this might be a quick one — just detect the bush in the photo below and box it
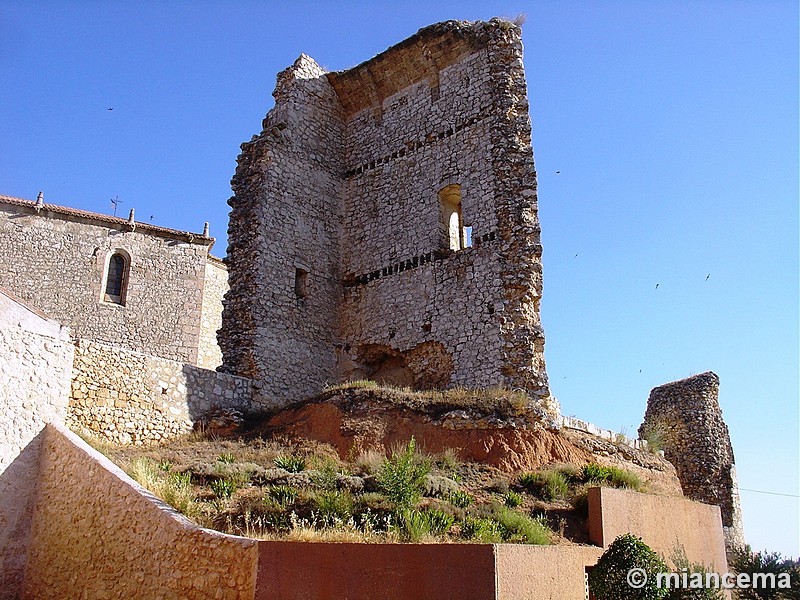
[588,533,669,600]
[266,485,298,508]
[376,437,430,509]
[664,546,724,600]
[461,517,503,543]
[217,453,236,464]
[210,478,238,498]
[313,490,355,526]
[729,545,799,600]
[580,463,644,491]
[504,490,523,508]
[519,470,569,501]
[448,490,475,508]
[492,506,550,545]
[274,455,306,473]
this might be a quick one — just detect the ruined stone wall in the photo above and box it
[68,339,252,445]
[220,55,345,409]
[0,199,213,364]
[221,20,549,407]
[0,290,73,599]
[23,423,258,599]
[197,256,228,369]
[639,372,745,553]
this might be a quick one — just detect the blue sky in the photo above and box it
[2,1,797,556]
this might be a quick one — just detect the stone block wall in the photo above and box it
[221,19,549,409]
[0,289,73,599]
[197,256,228,369]
[639,372,745,553]
[0,196,214,364]
[22,423,258,599]
[68,339,252,445]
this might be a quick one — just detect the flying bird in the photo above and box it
[705,274,710,281]
[555,170,561,174]
[655,283,660,289]
[107,107,113,111]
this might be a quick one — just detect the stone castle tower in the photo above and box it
[220,19,549,409]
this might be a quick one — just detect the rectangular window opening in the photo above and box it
[294,268,308,299]
[463,225,473,248]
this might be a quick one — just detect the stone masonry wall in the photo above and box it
[220,54,345,409]
[23,423,258,599]
[221,19,549,408]
[68,339,252,445]
[334,20,547,397]
[639,372,745,553]
[0,289,73,600]
[0,198,213,364]
[197,256,228,369]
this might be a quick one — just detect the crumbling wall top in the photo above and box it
[326,19,517,117]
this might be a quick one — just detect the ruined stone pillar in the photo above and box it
[639,372,745,554]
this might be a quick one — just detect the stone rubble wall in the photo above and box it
[639,372,745,553]
[0,290,73,600]
[197,256,228,370]
[68,338,252,445]
[559,414,653,451]
[22,422,258,600]
[220,54,346,409]
[221,19,550,409]
[0,203,212,364]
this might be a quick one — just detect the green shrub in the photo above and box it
[461,517,503,543]
[266,485,299,508]
[313,490,355,526]
[729,545,799,600]
[217,452,236,464]
[588,533,669,600]
[448,490,475,509]
[274,455,306,473]
[392,508,431,542]
[608,467,643,491]
[424,508,455,536]
[492,506,550,545]
[210,478,238,499]
[664,546,724,600]
[504,490,523,508]
[582,463,613,483]
[376,437,430,509]
[158,459,173,472]
[519,470,569,501]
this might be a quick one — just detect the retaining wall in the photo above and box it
[22,423,259,599]
[588,486,729,572]
[68,338,253,445]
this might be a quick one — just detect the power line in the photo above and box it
[739,487,800,498]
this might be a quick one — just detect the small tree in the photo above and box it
[376,437,430,509]
[729,546,799,600]
[589,533,669,600]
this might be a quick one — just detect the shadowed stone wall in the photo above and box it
[639,372,745,553]
[221,19,549,409]
[0,289,73,599]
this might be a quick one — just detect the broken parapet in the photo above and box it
[639,372,745,554]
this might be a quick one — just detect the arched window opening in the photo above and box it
[438,184,471,251]
[104,252,129,305]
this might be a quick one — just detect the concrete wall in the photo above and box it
[221,19,550,409]
[0,197,214,364]
[68,338,253,445]
[588,486,729,572]
[22,422,258,600]
[0,289,73,599]
[255,542,497,600]
[495,544,602,600]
